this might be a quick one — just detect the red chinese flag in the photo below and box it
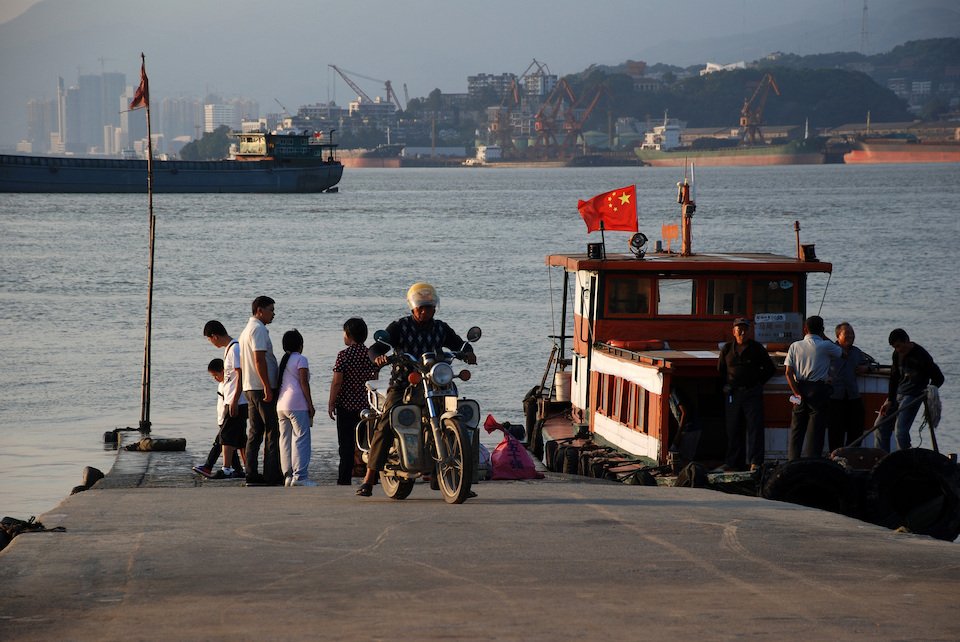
[128,58,149,111]
[577,185,637,233]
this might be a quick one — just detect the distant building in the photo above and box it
[204,103,240,133]
[700,61,747,76]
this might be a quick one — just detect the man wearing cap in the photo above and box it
[718,318,776,472]
[785,315,843,460]
[356,282,476,497]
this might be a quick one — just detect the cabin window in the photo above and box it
[657,279,696,315]
[752,278,796,313]
[605,275,651,316]
[706,279,747,316]
[635,386,647,432]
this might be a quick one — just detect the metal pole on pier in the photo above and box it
[130,52,154,435]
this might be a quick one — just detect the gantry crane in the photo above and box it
[328,65,404,111]
[533,78,575,156]
[561,83,608,154]
[488,77,520,154]
[740,73,780,145]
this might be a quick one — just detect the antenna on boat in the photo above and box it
[677,159,696,256]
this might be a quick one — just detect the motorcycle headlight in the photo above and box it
[430,362,454,386]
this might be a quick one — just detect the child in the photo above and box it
[276,329,316,486]
[193,359,244,479]
[328,318,378,485]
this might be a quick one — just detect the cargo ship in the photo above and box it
[843,138,960,164]
[0,130,343,193]
[337,144,404,168]
[635,138,827,167]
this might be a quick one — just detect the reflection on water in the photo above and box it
[1,164,957,517]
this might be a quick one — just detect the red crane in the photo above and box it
[740,73,780,145]
[329,65,403,111]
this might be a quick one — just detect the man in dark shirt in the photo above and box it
[717,318,776,472]
[356,282,475,497]
[877,328,945,451]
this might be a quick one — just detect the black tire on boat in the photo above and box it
[561,445,581,475]
[867,448,960,541]
[762,458,854,515]
[623,469,657,486]
[544,439,563,472]
[676,462,708,488]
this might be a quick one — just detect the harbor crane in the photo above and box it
[740,73,780,145]
[328,65,404,111]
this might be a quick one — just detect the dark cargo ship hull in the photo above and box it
[0,155,343,193]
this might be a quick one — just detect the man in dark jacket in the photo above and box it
[877,328,945,451]
[356,282,475,497]
[717,317,776,472]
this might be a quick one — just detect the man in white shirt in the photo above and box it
[203,320,249,479]
[238,296,281,485]
[784,315,843,460]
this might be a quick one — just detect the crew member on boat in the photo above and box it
[877,328,945,451]
[784,315,843,460]
[717,318,776,472]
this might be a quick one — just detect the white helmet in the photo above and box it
[406,282,438,309]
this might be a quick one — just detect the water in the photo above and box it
[1,164,958,518]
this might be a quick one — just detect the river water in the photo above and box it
[1,163,958,518]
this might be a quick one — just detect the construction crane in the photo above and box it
[533,78,575,156]
[274,98,289,114]
[561,83,608,154]
[739,73,780,145]
[489,77,520,154]
[328,65,403,111]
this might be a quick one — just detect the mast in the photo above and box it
[132,52,155,435]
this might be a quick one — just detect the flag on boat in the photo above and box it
[577,185,637,233]
[128,56,149,111]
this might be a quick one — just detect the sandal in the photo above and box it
[356,482,373,497]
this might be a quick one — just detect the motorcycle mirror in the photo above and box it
[373,330,392,346]
[458,369,471,381]
[466,326,481,342]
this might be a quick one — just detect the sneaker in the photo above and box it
[292,479,318,487]
[284,477,293,487]
[245,473,267,486]
[192,465,214,478]
[211,469,231,479]
[230,468,246,479]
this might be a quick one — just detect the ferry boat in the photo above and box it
[526,174,960,539]
[0,130,343,193]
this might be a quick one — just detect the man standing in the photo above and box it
[717,317,775,472]
[827,322,871,452]
[202,320,248,478]
[878,328,945,452]
[239,296,281,485]
[785,315,843,460]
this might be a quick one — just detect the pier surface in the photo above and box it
[1,435,958,641]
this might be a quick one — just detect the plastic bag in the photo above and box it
[484,415,544,480]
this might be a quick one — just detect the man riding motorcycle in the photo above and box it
[356,282,477,497]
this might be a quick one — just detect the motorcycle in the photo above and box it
[356,326,482,504]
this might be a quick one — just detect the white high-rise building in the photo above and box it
[204,103,239,133]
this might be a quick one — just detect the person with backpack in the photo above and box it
[199,320,248,479]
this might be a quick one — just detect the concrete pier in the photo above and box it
[1,434,958,640]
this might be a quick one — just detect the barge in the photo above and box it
[0,130,343,193]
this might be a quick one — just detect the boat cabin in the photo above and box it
[234,131,338,163]
[544,248,887,465]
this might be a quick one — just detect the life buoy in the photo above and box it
[762,458,854,515]
[607,339,665,351]
[867,448,960,541]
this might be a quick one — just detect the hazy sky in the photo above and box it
[1,0,956,146]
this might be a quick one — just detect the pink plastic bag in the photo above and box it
[484,415,544,480]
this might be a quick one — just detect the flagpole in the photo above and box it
[599,220,607,259]
[138,52,154,435]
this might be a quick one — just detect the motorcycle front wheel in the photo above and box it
[437,418,473,504]
[380,473,415,500]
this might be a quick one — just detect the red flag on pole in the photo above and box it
[129,56,149,111]
[577,185,637,233]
